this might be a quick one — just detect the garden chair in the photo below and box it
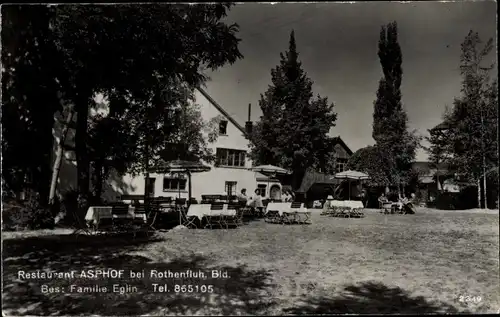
[330,201,348,217]
[181,206,198,229]
[132,204,157,237]
[205,203,225,229]
[282,202,302,224]
[290,201,309,224]
[110,203,134,232]
[265,210,282,224]
[225,204,243,228]
[381,202,392,214]
[142,203,163,231]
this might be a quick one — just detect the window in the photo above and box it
[225,181,237,196]
[216,148,246,167]
[146,178,156,196]
[335,158,348,173]
[219,120,228,135]
[163,177,187,191]
[257,184,267,197]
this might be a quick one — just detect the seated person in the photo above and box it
[403,193,417,214]
[323,195,334,210]
[247,189,264,213]
[282,190,292,202]
[237,188,248,204]
[378,193,389,206]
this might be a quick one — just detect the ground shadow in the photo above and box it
[2,233,276,316]
[283,281,466,314]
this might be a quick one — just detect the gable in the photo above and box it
[196,87,245,135]
[334,144,350,159]
[194,88,249,151]
[332,137,353,158]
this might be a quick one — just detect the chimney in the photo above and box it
[245,103,253,135]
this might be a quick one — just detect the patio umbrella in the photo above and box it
[149,159,211,225]
[250,165,291,198]
[332,170,370,201]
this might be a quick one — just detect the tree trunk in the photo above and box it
[144,136,150,212]
[75,96,91,216]
[91,160,104,204]
[49,108,74,205]
[188,171,192,204]
[483,169,488,209]
[477,179,481,208]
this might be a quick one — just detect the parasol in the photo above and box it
[250,165,291,198]
[331,170,370,201]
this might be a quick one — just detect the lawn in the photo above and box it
[2,208,499,315]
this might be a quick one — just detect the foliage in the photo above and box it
[48,4,243,207]
[1,5,61,204]
[2,195,55,231]
[371,21,420,187]
[88,107,139,200]
[426,31,497,184]
[424,121,452,170]
[249,30,337,184]
[346,145,392,187]
[2,4,243,210]
[107,84,221,178]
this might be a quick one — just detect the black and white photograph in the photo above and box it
[2,1,499,315]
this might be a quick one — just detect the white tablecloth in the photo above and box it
[187,204,237,220]
[85,206,145,224]
[265,202,309,216]
[325,200,364,209]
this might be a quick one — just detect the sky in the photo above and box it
[202,1,497,161]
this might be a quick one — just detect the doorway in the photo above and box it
[270,185,281,201]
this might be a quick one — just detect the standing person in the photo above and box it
[360,188,367,207]
[251,188,264,216]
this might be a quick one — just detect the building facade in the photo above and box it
[53,88,282,202]
[126,88,282,201]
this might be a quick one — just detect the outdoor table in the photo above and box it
[324,200,364,217]
[284,210,311,224]
[85,206,144,226]
[186,204,237,220]
[265,202,310,224]
[345,201,364,209]
[265,202,292,216]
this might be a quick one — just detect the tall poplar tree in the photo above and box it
[372,21,419,192]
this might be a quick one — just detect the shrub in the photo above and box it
[2,199,30,231]
[2,194,54,230]
[26,195,55,229]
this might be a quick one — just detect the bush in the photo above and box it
[2,194,54,231]
[27,195,55,229]
[2,199,30,231]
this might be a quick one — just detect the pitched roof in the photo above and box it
[412,161,450,175]
[196,88,355,157]
[331,136,353,155]
[296,170,340,193]
[196,87,246,135]
[432,121,451,131]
